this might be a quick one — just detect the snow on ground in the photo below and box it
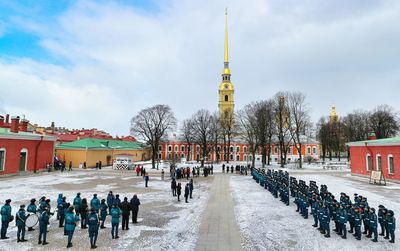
[230,172,400,251]
[0,169,211,251]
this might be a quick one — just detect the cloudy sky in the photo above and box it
[0,0,399,135]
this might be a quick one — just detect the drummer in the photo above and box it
[16,205,28,242]
[27,199,37,231]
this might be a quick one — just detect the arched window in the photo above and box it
[376,154,382,171]
[225,95,228,102]
[236,146,240,152]
[0,147,6,171]
[388,155,394,174]
[312,147,317,154]
[244,146,247,153]
[168,145,172,152]
[174,146,178,152]
[366,154,372,171]
[181,145,185,152]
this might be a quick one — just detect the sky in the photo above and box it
[0,0,400,136]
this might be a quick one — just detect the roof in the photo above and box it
[0,128,56,141]
[347,137,400,147]
[56,138,148,150]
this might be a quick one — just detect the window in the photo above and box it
[236,155,240,161]
[181,146,185,152]
[174,146,178,152]
[225,95,228,102]
[388,155,394,174]
[158,145,162,151]
[217,146,221,152]
[196,145,200,152]
[312,147,316,154]
[307,147,311,154]
[236,146,240,153]
[274,147,278,154]
[376,154,382,171]
[168,153,172,160]
[244,146,247,153]
[158,153,162,159]
[287,147,291,154]
[244,155,247,161]
[0,148,5,171]
[168,145,172,152]
[181,154,184,158]
[230,146,233,152]
[230,155,233,160]
[366,154,372,171]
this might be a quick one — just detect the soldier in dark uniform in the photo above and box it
[58,196,67,228]
[184,184,190,203]
[171,179,177,197]
[177,183,182,201]
[114,194,121,208]
[80,198,89,229]
[130,194,140,224]
[378,205,386,236]
[120,197,131,230]
[189,179,194,199]
[38,205,49,245]
[27,199,37,231]
[354,207,362,240]
[87,208,99,249]
[73,193,82,216]
[386,210,395,243]
[99,199,108,229]
[107,191,115,214]
[0,199,12,239]
[16,205,27,242]
[369,208,378,242]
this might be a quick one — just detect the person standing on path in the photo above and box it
[144,173,149,187]
[130,195,140,224]
[110,205,121,239]
[189,179,194,199]
[27,199,37,231]
[99,199,108,229]
[120,197,131,230]
[38,206,49,245]
[16,205,27,243]
[65,206,80,248]
[184,184,190,203]
[161,169,165,180]
[87,208,99,249]
[177,183,182,202]
[0,199,12,240]
[171,179,177,196]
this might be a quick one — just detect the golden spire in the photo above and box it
[329,102,339,122]
[224,7,229,64]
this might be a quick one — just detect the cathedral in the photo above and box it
[218,9,235,124]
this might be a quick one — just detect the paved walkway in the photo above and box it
[196,175,242,251]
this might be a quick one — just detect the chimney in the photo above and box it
[369,133,377,140]
[5,114,10,126]
[20,119,29,132]
[0,115,4,127]
[10,116,20,133]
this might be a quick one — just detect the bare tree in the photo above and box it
[288,92,311,168]
[369,105,399,139]
[274,92,293,167]
[220,108,235,163]
[342,110,370,160]
[254,100,275,168]
[130,104,177,169]
[316,117,329,162]
[237,103,260,168]
[209,112,222,163]
[190,109,213,167]
[180,119,195,161]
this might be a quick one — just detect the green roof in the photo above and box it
[56,138,147,150]
[347,137,400,147]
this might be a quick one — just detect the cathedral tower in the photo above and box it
[219,8,235,123]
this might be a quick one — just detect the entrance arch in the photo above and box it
[20,148,28,172]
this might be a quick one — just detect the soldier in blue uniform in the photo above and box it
[38,205,49,245]
[354,207,362,240]
[99,199,108,229]
[339,204,348,239]
[73,193,82,215]
[91,194,100,213]
[110,205,121,239]
[65,206,80,248]
[369,208,378,242]
[0,199,12,239]
[107,191,115,214]
[56,194,63,220]
[87,208,99,249]
[322,203,330,238]
[378,205,386,236]
[114,194,121,208]
[58,196,67,228]
[386,210,395,243]
[16,205,27,242]
[27,199,37,231]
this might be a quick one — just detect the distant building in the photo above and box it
[0,115,56,175]
[347,137,400,181]
[55,138,151,168]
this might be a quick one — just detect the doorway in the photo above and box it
[19,149,28,172]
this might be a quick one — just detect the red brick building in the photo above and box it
[0,115,56,175]
[159,136,319,164]
[347,137,400,181]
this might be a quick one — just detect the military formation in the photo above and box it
[252,168,396,244]
[1,191,141,249]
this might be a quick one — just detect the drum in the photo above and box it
[25,214,39,228]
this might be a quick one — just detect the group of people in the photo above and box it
[221,164,249,175]
[170,179,194,203]
[0,191,141,249]
[169,165,214,179]
[252,168,396,244]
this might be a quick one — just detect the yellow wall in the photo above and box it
[56,148,152,168]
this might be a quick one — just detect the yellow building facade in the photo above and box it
[219,9,235,122]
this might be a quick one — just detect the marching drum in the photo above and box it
[25,214,39,228]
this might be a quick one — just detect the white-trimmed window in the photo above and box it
[217,146,221,152]
[274,146,278,154]
[158,145,162,151]
[307,147,311,154]
[196,145,200,152]
[0,148,5,171]
[181,145,185,152]
[366,154,372,171]
[174,146,178,152]
[388,155,394,174]
[287,147,291,154]
[312,147,317,154]
[236,146,240,153]
[244,146,247,153]
[181,153,184,158]
[168,145,172,152]
[244,155,247,161]
[230,146,234,152]
[376,154,382,171]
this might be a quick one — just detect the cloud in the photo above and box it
[1,0,400,135]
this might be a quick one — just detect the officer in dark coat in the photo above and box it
[130,195,141,224]
[369,208,378,242]
[27,199,37,231]
[378,205,386,236]
[16,205,27,242]
[38,205,49,245]
[58,196,67,228]
[0,199,12,239]
[87,208,99,249]
[99,199,108,229]
[189,179,194,199]
[107,191,115,214]
[177,183,182,201]
[80,198,89,229]
[386,210,396,243]
[114,194,121,209]
[184,184,190,203]
[171,179,177,196]
[120,197,131,230]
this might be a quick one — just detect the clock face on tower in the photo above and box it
[224,84,229,90]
